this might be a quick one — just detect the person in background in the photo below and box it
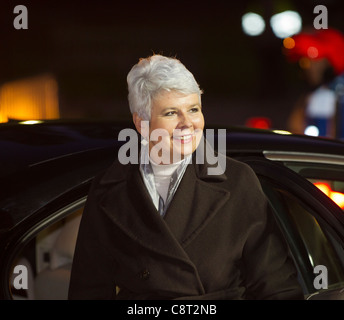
[68,54,303,300]
[284,28,344,138]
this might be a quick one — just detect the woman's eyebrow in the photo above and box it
[161,107,178,112]
[188,103,202,110]
[164,104,200,110]
[160,104,201,114]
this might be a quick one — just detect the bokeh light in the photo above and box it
[242,12,266,36]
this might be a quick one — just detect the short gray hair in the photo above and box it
[127,54,203,120]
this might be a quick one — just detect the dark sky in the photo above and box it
[1,0,344,128]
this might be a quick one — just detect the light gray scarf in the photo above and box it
[139,141,191,216]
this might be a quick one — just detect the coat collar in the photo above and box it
[193,136,228,182]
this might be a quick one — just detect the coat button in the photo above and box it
[140,269,150,280]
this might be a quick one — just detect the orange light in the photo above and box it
[299,57,311,69]
[331,192,344,209]
[314,183,331,196]
[283,37,295,49]
[314,182,344,209]
[0,74,59,123]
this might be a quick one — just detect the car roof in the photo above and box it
[0,120,127,177]
[1,120,343,171]
[213,126,344,155]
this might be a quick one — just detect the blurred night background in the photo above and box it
[1,0,344,130]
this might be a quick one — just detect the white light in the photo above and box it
[308,253,314,267]
[272,130,292,135]
[242,12,266,36]
[19,120,43,125]
[270,10,302,38]
[304,125,319,136]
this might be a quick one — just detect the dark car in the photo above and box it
[1,120,344,300]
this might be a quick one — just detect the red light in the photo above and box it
[314,182,344,209]
[245,117,271,129]
[284,28,344,75]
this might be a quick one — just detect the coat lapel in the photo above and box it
[97,162,198,265]
[163,154,230,247]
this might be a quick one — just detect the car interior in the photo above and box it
[10,207,83,300]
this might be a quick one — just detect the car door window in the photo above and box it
[270,158,344,211]
[261,179,344,293]
[9,204,84,300]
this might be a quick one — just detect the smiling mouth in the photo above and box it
[173,134,194,144]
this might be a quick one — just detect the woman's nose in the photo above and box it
[178,113,192,129]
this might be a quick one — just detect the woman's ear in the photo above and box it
[132,112,142,134]
[133,112,149,139]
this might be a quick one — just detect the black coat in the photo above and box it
[69,151,304,300]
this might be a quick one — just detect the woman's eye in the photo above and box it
[164,111,176,116]
[190,107,200,113]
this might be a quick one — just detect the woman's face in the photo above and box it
[135,90,205,164]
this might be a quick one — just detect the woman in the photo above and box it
[69,54,303,299]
